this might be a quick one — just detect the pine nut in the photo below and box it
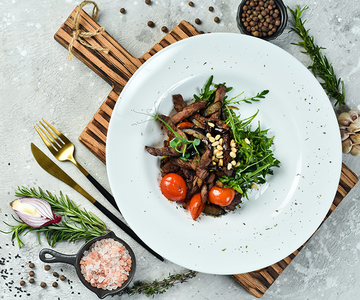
[212,161,217,165]
[209,136,216,143]
[208,122,215,127]
[245,138,250,144]
[217,145,223,151]
[218,158,223,166]
[212,141,220,147]
[213,148,218,155]
[230,152,236,158]
[219,138,223,145]
[206,133,212,138]
[227,163,233,170]
[215,134,221,140]
[216,151,223,158]
[231,147,237,153]
[235,161,240,167]
[231,160,236,166]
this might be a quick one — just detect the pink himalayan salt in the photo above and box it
[80,238,132,290]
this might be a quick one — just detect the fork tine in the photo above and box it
[34,125,59,154]
[38,121,63,148]
[42,119,71,144]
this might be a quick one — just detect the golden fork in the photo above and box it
[35,119,119,211]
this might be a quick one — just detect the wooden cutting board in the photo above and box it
[54,6,358,298]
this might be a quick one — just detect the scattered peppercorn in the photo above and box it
[161,26,168,33]
[199,30,205,34]
[29,278,35,284]
[214,17,220,23]
[53,272,59,278]
[52,282,58,288]
[189,1,194,6]
[240,0,281,38]
[29,263,35,268]
[195,18,201,24]
[40,282,47,288]
[120,8,125,14]
[147,21,155,28]
[209,6,214,11]
[60,275,66,281]
[44,265,51,271]
[20,280,25,286]
[145,0,151,4]
[29,271,34,277]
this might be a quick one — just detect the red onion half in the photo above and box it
[10,197,61,228]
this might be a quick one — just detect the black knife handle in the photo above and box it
[93,200,164,262]
[86,174,120,212]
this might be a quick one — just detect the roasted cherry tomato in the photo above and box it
[188,193,205,220]
[160,173,187,201]
[176,122,194,130]
[208,186,235,206]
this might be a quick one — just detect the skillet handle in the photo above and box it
[39,248,77,266]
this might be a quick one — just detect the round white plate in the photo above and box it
[106,33,341,275]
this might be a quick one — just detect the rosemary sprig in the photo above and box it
[121,270,198,297]
[1,187,108,248]
[288,5,345,106]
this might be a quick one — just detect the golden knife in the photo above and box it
[31,143,164,261]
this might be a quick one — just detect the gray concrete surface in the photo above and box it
[1,0,359,299]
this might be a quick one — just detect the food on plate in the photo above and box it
[145,76,280,220]
[80,238,132,290]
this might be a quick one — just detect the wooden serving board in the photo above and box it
[55,7,358,298]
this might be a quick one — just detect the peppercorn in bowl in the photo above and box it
[236,0,288,40]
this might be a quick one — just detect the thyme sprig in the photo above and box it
[121,270,198,297]
[288,5,345,106]
[1,187,108,248]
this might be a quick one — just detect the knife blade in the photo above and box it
[31,143,164,262]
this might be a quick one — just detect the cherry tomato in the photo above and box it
[208,186,235,206]
[160,173,187,201]
[188,193,205,220]
[176,122,194,130]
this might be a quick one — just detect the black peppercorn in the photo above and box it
[189,1,194,6]
[147,21,155,28]
[20,280,25,286]
[40,282,47,288]
[53,272,59,277]
[161,26,168,33]
[120,8,125,14]
[29,263,35,268]
[29,271,34,277]
[52,282,58,288]
[29,278,35,284]
[209,6,214,11]
[145,0,151,4]
[214,17,220,23]
[60,275,66,281]
[44,265,50,271]
[195,18,201,24]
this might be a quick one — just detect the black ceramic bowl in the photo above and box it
[236,0,288,41]
[39,231,136,299]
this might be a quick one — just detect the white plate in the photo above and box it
[106,33,342,275]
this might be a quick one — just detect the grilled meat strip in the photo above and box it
[172,94,188,112]
[170,100,207,124]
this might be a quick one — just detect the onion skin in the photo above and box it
[10,198,61,228]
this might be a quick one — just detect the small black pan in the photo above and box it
[39,231,136,299]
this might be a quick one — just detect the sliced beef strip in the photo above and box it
[145,144,181,157]
[191,114,208,130]
[196,148,212,182]
[200,184,208,204]
[170,101,207,124]
[169,156,199,171]
[172,94,188,112]
[206,172,216,190]
[157,114,188,141]
[210,85,227,119]
[160,160,179,175]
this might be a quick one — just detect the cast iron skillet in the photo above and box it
[39,231,136,299]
